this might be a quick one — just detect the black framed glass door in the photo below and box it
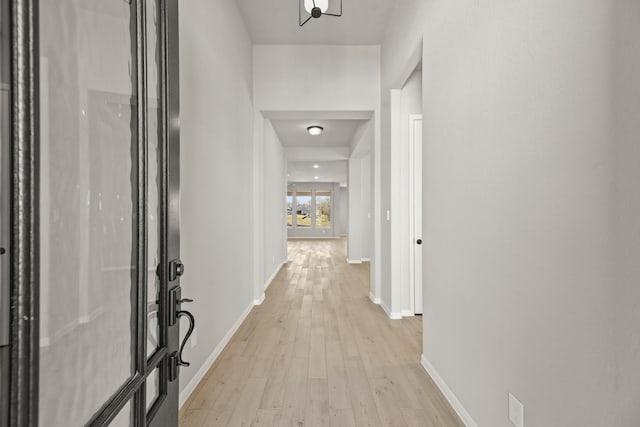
[2,0,185,425]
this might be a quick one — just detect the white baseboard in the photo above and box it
[401,309,415,317]
[254,293,266,305]
[420,354,478,427]
[346,258,362,264]
[380,300,402,320]
[287,236,340,240]
[179,302,254,409]
[264,260,286,291]
[369,292,381,305]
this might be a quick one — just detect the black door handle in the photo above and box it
[416,239,422,245]
[176,309,195,367]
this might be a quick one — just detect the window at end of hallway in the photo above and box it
[316,190,331,228]
[296,190,312,227]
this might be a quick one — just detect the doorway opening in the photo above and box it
[390,51,423,318]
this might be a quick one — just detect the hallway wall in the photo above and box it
[612,2,640,426]
[383,1,637,426]
[348,119,374,265]
[263,120,287,285]
[179,0,254,403]
[338,187,348,236]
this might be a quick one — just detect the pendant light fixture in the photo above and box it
[299,0,343,27]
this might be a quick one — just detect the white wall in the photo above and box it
[383,1,638,426]
[338,187,348,236]
[390,70,422,315]
[179,0,254,400]
[613,2,640,426]
[263,120,287,285]
[347,153,372,263]
[253,45,380,111]
[348,119,374,265]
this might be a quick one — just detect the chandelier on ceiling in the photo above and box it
[299,0,343,27]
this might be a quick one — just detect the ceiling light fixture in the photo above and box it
[307,126,323,136]
[314,176,319,180]
[299,0,342,27]
[313,164,319,169]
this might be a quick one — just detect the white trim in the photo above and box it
[420,354,478,427]
[264,261,285,291]
[368,292,381,305]
[287,236,340,240]
[380,300,402,320]
[346,258,362,264]
[254,293,266,306]
[179,302,254,408]
[361,258,371,262]
[400,309,415,317]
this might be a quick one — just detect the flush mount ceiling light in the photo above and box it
[299,0,342,27]
[313,164,319,168]
[314,176,319,180]
[307,126,324,136]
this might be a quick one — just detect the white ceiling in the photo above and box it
[236,0,397,45]
[288,161,348,185]
[271,119,365,147]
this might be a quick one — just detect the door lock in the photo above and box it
[169,258,185,281]
[416,239,423,245]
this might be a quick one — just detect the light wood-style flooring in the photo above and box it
[180,238,464,427]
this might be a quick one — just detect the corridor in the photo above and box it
[179,239,463,426]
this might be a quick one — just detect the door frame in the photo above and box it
[7,0,182,425]
[408,114,423,315]
[9,0,40,425]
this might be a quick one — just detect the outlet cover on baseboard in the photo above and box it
[509,393,524,427]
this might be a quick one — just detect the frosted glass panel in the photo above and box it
[38,1,137,425]
[147,0,161,358]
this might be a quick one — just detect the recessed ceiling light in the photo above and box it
[307,126,323,136]
[314,176,319,180]
[313,164,319,169]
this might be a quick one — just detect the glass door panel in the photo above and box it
[296,190,312,227]
[38,1,137,425]
[315,190,331,228]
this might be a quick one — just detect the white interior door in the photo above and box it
[409,115,423,314]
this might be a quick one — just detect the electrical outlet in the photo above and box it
[190,327,198,349]
[508,393,524,427]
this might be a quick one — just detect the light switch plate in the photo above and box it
[509,393,524,427]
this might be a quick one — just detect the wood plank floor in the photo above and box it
[180,238,464,427]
